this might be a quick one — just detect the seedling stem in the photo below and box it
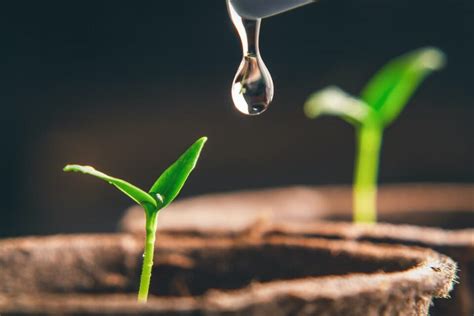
[64,137,207,302]
[354,124,382,222]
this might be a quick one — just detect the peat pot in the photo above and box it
[121,183,474,315]
[0,234,456,315]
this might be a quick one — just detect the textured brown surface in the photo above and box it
[0,234,456,315]
[121,184,474,236]
[120,183,474,315]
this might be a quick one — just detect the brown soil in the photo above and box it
[120,183,474,315]
[0,234,456,315]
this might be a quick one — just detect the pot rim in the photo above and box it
[120,183,474,248]
[0,233,457,313]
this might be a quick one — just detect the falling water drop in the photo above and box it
[227,0,274,115]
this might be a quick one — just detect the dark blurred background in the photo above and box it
[1,0,472,237]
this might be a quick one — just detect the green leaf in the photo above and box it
[361,47,445,126]
[149,137,207,210]
[63,165,157,209]
[304,86,373,126]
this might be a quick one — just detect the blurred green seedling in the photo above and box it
[64,137,207,302]
[304,47,445,223]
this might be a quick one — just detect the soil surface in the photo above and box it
[0,234,456,315]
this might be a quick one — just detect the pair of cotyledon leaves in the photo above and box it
[64,137,207,215]
[304,47,446,127]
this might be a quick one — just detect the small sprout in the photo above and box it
[64,136,207,302]
[304,47,445,223]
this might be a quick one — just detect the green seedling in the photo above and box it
[63,137,207,302]
[304,47,445,223]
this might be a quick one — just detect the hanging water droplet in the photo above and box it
[231,53,273,115]
[227,0,274,115]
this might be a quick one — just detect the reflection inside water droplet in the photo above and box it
[232,54,273,115]
[228,0,274,115]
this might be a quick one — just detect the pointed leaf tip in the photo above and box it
[64,164,78,172]
[196,136,208,146]
[414,47,445,70]
[149,137,207,210]
[64,164,96,173]
[304,86,341,118]
[361,47,446,126]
